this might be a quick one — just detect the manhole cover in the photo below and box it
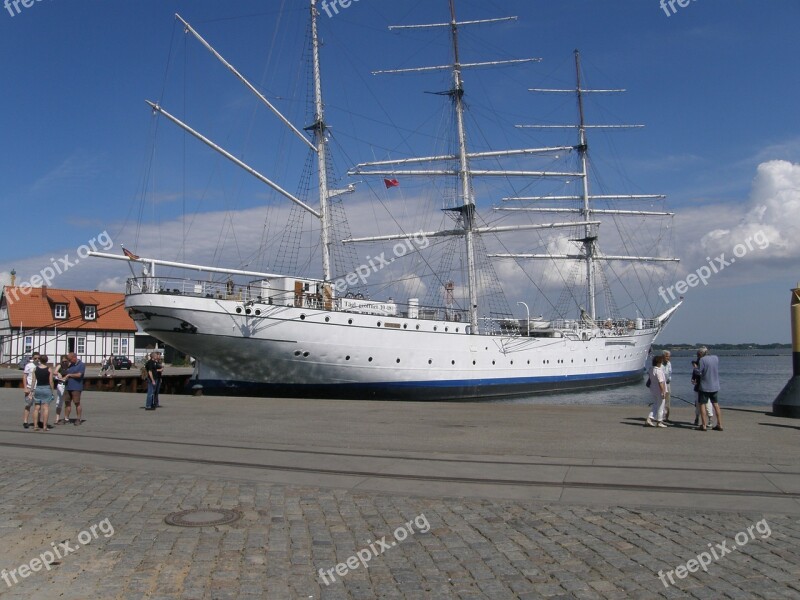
[165,508,242,528]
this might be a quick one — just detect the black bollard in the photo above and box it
[773,284,800,418]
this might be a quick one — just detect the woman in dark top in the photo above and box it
[32,355,55,431]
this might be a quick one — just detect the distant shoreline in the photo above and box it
[653,343,791,350]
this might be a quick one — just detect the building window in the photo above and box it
[120,338,129,355]
[24,336,33,353]
[84,305,96,320]
[77,337,86,355]
[112,338,120,355]
[54,304,67,319]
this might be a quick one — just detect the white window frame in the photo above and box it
[120,338,129,355]
[84,305,96,320]
[112,338,120,355]
[76,337,86,355]
[54,304,67,319]
[24,336,33,353]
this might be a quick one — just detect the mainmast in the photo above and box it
[448,0,479,332]
[346,3,542,335]
[574,50,597,319]
[310,0,332,282]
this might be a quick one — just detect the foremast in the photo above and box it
[497,50,680,321]
[310,0,333,282]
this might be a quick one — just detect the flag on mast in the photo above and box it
[383,178,399,188]
[122,247,140,260]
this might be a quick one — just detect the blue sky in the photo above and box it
[1,0,799,344]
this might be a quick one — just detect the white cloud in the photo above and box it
[96,277,125,292]
[675,160,799,280]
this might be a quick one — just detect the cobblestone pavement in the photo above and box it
[0,458,798,600]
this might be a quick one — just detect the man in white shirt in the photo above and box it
[21,352,40,429]
[662,351,673,422]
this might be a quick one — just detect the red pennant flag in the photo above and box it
[122,247,140,260]
[383,178,400,189]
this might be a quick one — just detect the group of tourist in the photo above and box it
[645,347,723,431]
[21,352,85,431]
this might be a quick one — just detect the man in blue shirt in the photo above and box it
[63,352,86,425]
[692,346,723,431]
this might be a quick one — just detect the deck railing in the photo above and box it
[125,277,658,334]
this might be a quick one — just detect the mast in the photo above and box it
[310,0,332,281]
[574,50,597,319]
[448,0,479,333]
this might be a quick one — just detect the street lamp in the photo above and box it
[517,301,530,337]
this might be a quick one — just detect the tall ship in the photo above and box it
[93,1,681,400]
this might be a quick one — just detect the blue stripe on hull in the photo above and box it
[188,369,644,401]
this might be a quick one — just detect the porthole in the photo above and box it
[377,321,382,327]
[492,360,496,365]
[348,318,353,325]
[415,324,420,330]
[235,307,242,314]
[428,359,432,365]
[403,324,407,329]
[294,351,301,356]
[325,316,330,323]
[255,309,261,316]
[433,326,438,331]
[455,328,459,333]
[451,360,455,365]
[396,358,401,364]
[527,360,530,365]
[303,352,309,357]
[368,357,373,362]
[345,355,351,361]
[300,314,306,320]
[510,360,514,365]
[445,327,449,332]
[472,360,476,365]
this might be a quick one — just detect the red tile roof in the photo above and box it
[2,286,135,332]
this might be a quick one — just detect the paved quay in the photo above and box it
[0,389,798,599]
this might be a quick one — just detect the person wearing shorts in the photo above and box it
[53,355,70,424]
[63,352,86,425]
[31,355,55,432]
[693,346,723,431]
[21,352,40,429]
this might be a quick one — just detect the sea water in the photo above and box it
[503,349,792,407]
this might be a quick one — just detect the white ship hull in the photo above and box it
[127,289,659,400]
